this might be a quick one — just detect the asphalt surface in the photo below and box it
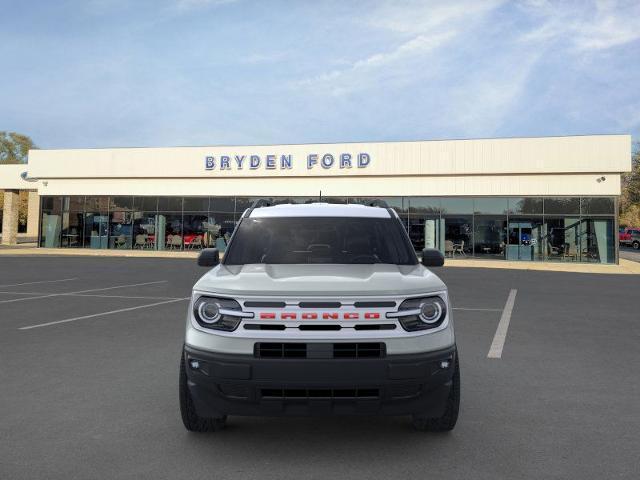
[1,256,639,480]
[620,245,640,263]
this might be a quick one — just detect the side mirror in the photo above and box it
[421,248,445,267]
[197,248,220,267]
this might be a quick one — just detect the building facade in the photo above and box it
[0,135,632,263]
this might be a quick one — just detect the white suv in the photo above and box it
[179,201,459,432]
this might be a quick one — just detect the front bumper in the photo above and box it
[183,344,456,417]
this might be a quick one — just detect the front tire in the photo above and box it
[412,350,460,432]
[633,241,640,250]
[179,352,227,432]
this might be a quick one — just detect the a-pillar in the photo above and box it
[1,189,20,245]
[26,190,40,239]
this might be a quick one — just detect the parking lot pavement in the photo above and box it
[1,256,639,480]
[620,246,640,263]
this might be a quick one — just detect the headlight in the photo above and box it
[392,296,447,331]
[193,296,245,331]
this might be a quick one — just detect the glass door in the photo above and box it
[508,221,541,261]
[85,214,109,249]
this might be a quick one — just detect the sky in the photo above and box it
[1,0,639,149]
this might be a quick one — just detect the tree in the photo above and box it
[0,131,36,164]
[0,132,37,232]
[619,142,640,227]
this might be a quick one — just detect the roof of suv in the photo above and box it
[248,203,392,218]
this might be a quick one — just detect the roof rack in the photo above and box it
[243,198,273,218]
[365,199,390,208]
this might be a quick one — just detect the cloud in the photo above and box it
[519,0,640,51]
[368,0,505,35]
[297,0,506,96]
[440,52,542,136]
[297,31,455,95]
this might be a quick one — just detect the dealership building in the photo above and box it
[0,134,631,263]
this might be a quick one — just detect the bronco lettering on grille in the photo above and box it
[258,312,381,320]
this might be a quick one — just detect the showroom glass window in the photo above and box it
[40,196,63,247]
[208,197,237,251]
[473,198,508,260]
[507,197,544,261]
[407,198,441,252]
[83,196,109,249]
[157,197,183,250]
[183,197,209,251]
[61,196,84,248]
[109,196,133,249]
[132,197,158,250]
[440,198,473,257]
[543,197,581,262]
[38,195,617,263]
[579,197,615,263]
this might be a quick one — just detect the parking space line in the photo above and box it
[487,289,518,359]
[19,297,190,330]
[65,293,184,300]
[0,291,41,296]
[0,291,182,300]
[0,278,79,288]
[0,280,168,304]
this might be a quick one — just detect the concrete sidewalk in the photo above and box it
[445,258,640,275]
[0,246,199,258]
[0,246,638,274]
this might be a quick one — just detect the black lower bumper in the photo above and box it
[184,344,457,417]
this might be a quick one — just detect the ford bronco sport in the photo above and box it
[179,200,459,432]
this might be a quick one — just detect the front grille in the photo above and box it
[243,301,286,308]
[354,301,397,308]
[256,343,307,358]
[353,324,396,331]
[298,301,341,308]
[298,324,341,331]
[261,388,379,399]
[333,343,385,358]
[255,342,386,359]
[244,324,286,330]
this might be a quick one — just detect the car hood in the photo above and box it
[193,263,446,297]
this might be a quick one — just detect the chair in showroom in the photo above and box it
[115,235,127,249]
[189,236,203,250]
[134,234,147,249]
[452,240,466,257]
[444,240,454,257]
[170,235,183,250]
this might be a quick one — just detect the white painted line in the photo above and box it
[0,280,168,305]
[19,297,190,330]
[487,289,518,359]
[0,278,78,288]
[0,291,41,296]
[65,293,183,300]
[0,291,182,300]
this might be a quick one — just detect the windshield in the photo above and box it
[223,216,417,265]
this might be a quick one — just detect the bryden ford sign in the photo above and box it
[205,153,371,171]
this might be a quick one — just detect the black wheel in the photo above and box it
[412,350,460,432]
[179,353,227,432]
[633,241,640,250]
